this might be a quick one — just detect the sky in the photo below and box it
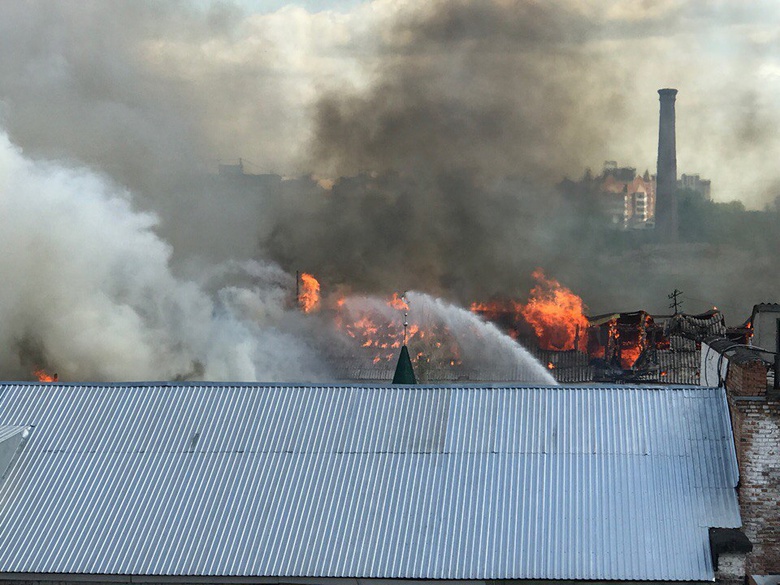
[231,0,366,11]
[0,0,779,206]
[198,0,780,205]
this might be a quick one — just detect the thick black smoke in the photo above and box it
[309,1,615,181]
[267,0,619,301]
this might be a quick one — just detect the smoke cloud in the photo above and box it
[282,0,780,317]
[309,1,619,181]
[0,130,330,381]
[1,1,780,381]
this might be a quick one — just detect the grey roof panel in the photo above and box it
[0,383,739,581]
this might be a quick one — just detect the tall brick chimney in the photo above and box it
[656,88,678,241]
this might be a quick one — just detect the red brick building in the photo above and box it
[702,337,780,581]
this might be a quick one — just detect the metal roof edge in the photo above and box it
[0,425,31,487]
[0,575,717,584]
[718,386,742,492]
[0,381,722,391]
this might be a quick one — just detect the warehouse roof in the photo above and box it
[0,382,740,581]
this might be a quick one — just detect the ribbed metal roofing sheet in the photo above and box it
[0,383,739,580]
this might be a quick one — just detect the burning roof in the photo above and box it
[521,268,588,352]
[293,270,722,387]
[322,289,556,384]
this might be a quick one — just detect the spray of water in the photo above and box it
[332,291,557,384]
[405,291,557,384]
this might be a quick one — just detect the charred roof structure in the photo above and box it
[668,309,727,340]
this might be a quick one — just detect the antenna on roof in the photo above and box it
[668,289,684,315]
[402,294,409,346]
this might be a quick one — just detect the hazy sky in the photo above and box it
[1,0,779,206]
[232,0,366,11]
[206,0,780,206]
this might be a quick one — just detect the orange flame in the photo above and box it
[521,269,588,351]
[299,272,321,313]
[34,369,58,382]
[469,299,524,340]
[334,294,461,368]
[621,345,642,369]
[387,293,409,311]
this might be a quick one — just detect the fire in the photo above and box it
[520,269,588,351]
[387,293,409,311]
[469,299,524,339]
[334,293,462,369]
[620,345,642,369]
[299,272,321,313]
[337,295,420,363]
[34,369,58,382]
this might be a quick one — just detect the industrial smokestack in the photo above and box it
[656,88,678,242]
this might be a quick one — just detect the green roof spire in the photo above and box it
[392,345,417,384]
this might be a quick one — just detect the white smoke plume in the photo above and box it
[0,130,329,382]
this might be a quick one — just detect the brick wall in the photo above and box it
[726,360,769,397]
[726,360,780,576]
[716,551,749,585]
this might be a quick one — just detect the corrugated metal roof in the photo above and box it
[0,383,739,581]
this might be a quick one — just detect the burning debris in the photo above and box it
[588,311,666,371]
[521,269,588,352]
[469,269,589,352]
[298,272,321,313]
[298,284,556,384]
[333,293,457,368]
[467,271,721,384]
[33,369,58,382]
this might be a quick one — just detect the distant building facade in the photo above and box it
[569,162,713,231]
[679,173,712,200]
[597,162,656,229]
